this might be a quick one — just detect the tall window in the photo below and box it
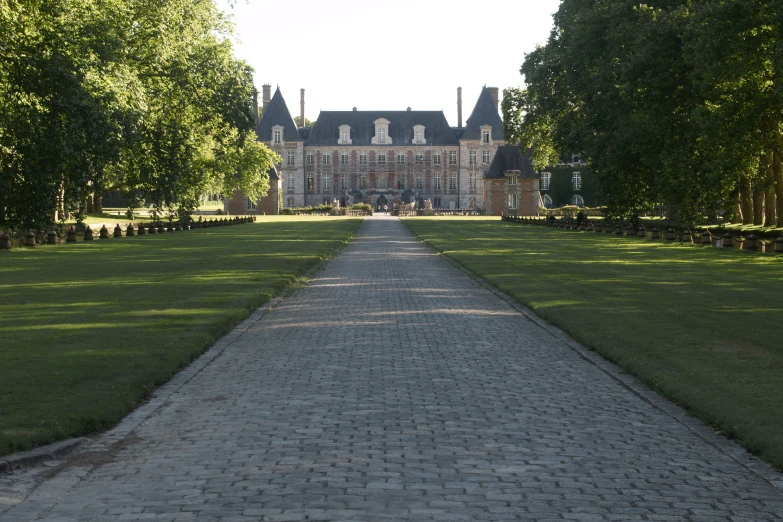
[287,151,296,166]
[341,151,349,165]
[323,174,331,190]
[572,172,582,190]
[286,173,295,192]
[378,128,386,143]
[433,197,441,208]
[287,197,295,207]
[340,173,347,190]
[379,175,388,189]
[307,175,314,192]
[469,171,477,190]
[415,130,424,142]
[415,152,423,164]
[359,152,367,165]
[378,153,386,165]
[415,172,423,190]
[246,197,256,211]
[571,194,585,208]
[508,175,518,186]
[482,150,490,165]
[397,152,405,165]
[433,173,442,190]
[397,175,405,190]
[449,151,457,165]
[542,194,553,207]
[482,129,491,144]
[413,125,425,144]
[360,173,368,189]
[273,129,282,144]
[469,151,477,165]
[449,172,457,190]
[540,172,551,191]
[306,151,314,165]
[322,151,331,165]
[340,129,349,142]
[508,193,518,210]
[433,152,442,165]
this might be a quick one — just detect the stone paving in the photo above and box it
[1,215,782,521]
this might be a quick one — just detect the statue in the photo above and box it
[424,199,433,210]
[468,196,477,210]
[332,198,340,209]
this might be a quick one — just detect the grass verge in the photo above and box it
[0,216,362,456]
[402,216,783,470]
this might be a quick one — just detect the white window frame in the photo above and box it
[482,150,490,165]
[433,152,442,165]
[323,174,331,190]
[306,151,314,165]
[397,152,405,165]
[341,151,349,165]
[469,171,477,190]
[272,127,283,145]
[540,172,551,191]
[306,174,314,192]
[469,151,477,165]
[433,197,441,208]
[571,194,585,208]
[448,151,457,165]
[379,128,386,142]
[508,193,518,210]
[572,172,582,191]
[340,173,347,190]
[433,173,442,190]
[481,128,491,145]
[246,197,256,211]
[378,152,386,165]
[415,172,423,190]
[322,151,331,165]
[508,175,518,186]
[542,194,553,207]
[359,152,367,165]
[413,125,426,144]
[287,151,296,166]
[449,172,457,190]
[360,173,368,189]
[338,125,352,145]
[286,172,295,192]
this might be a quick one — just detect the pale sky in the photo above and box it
[218,0,561,126]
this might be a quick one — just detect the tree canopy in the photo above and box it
[504,0,783,226]
[0,0,278,228]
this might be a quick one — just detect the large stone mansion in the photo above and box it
[226,85,543,215]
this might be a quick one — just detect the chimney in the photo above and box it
[352,107,357,111]
[262,84,271,110]
[457,87,463,128]
[407,107,411,111]
[251,88,259,126]
[300,88,305,128]
[487,87,499,111]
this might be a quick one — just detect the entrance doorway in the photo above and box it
[376,195,388,211]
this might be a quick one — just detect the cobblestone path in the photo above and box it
[2,216,782,521]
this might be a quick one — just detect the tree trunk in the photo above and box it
[753,156,766,225]
[740,176,754,225]
[775,136,783,227]
[94,192,103,213]
[765,148,776,225]
[85,194,94,214]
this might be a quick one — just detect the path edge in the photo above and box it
[403,219,783,492]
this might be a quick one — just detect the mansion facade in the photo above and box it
[227,85,544,215]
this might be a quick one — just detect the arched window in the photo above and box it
[542,194,553,208]
[572,172,582,190]
[571,194,585,208]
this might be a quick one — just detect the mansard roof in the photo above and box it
[305,111,459,146]
[256,88,302,142]
[485,146,538,179]
[462,87,504,141]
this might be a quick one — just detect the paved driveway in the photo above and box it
[2,216,782,521]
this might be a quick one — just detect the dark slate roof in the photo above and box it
[451,127,465,140]
[298,128,311,140]
[305,111,459,146]
[462,87,504,141]
[485,146,538,179]
[256,88,302,142]
[268,165,280,181]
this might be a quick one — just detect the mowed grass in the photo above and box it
[403,217,783,469]
[0,216,362,455]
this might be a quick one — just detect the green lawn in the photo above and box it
[403,217,783,469]
[0,216,362,455]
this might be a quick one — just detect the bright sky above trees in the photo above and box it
[218,0,561,125]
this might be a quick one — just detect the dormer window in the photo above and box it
[371,118,392,145]
[413,125,426,144]
[481,127,492,145]
[338,125,352,145]
[272,126,283,145]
